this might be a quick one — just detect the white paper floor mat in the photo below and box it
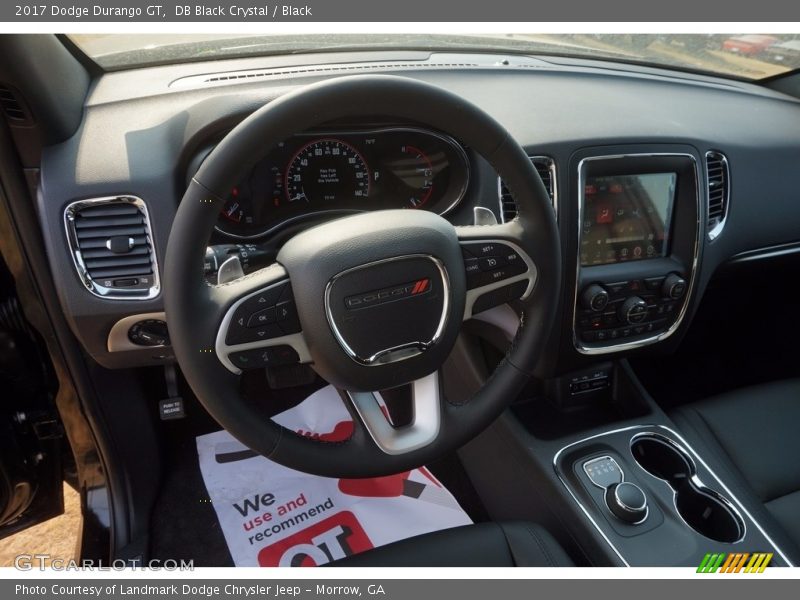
[196,384,472,566]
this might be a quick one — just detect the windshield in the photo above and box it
[69,33,800,80]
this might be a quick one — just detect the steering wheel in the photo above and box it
[164,75,560,478]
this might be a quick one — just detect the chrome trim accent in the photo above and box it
[572,153,701,355]
[497,155,558,222]
[582,456,648,526]
[213,126,470,240]
[728,241,800,264]
[324,255,450,366]
[609,484,650,526]
[107,312,167,352]
[553,424,794,567]
[347,371,440,455]
[63,196,160,301]
[214,265,312,374]
[705,150,730,242]
[630,432,745,544]
[460,238,538,320]
[473,206,498,226]
[216,255,244,285]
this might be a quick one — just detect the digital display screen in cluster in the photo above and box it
[581,172,677,266]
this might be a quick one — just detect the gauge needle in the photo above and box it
[288,194,307,203]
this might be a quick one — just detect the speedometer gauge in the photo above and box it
[285,139,370,205]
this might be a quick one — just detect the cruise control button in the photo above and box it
[478,256,508,271]
[464,258,481,276]
[461,242,506,257]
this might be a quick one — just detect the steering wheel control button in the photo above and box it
[461,242,528,289]
[229,345,300,370]
[583,456,624,489]
[581,284,610,312]
[246,306,276,328]
[276,300,301,334]
[226,281,295,345]
[478,256,508,271]
[605,482,649,524]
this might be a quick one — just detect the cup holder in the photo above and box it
[631,434,745,543]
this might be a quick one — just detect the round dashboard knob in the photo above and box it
[605,482,648,524]
[581,284,609,312]
[662,273,687,300]
[619,296,648,324]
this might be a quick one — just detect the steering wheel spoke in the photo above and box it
[212,264,312,374]
[455,222,539,320]
[344,372,441,456]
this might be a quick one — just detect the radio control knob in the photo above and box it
[581,284,609,312]
[619,296,648,324]
[662,273,687,300]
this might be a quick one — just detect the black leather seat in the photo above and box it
[331,522,573,566]
[671,379,800,561]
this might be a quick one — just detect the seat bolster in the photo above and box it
[328,522,572,567]
[671,402,800,563]
[499,522,574,567]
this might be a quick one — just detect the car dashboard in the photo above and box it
[35,50,800,377]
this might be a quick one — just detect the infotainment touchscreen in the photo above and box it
[581,172,677,266]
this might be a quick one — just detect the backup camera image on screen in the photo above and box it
[581,173,677,266]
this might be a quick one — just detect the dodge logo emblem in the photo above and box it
[344,278,430,309]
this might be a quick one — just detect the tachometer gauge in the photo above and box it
[285,138,370,204]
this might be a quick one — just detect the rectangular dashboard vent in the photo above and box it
[64,197,160,300]
[498,156,557,222]
[706,151,730,240]
[0,83,31,123]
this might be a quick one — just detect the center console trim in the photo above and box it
[572,153,701,355]
[553,423,794,567]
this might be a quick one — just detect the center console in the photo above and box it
[454,145,794,567]
[573,153,699,354]
[554,424,791,567]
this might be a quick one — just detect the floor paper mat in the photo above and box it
[196,385,472,566]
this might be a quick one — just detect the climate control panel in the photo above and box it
[576,272,687,347]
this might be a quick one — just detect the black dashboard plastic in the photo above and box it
[34,51,800,369]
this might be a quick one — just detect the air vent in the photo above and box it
[64,197,160,300]
[705,151,730,240]
[0,84,31,124]
[498,156,557,222]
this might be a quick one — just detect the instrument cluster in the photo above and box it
[209,127,471,239]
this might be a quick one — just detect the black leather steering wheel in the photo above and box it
[164,75,561,478]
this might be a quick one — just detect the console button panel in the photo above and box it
[575,272,686,347]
